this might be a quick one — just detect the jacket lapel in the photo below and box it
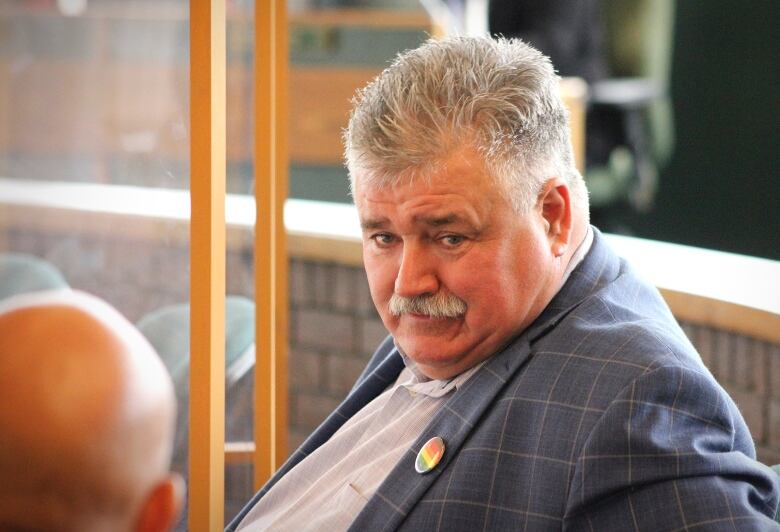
[525,227,619,343]
[349,336,534,531]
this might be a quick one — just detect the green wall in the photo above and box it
[626,0,780,259]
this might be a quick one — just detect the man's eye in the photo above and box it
[440,235,465,247]
[371,233,396,246]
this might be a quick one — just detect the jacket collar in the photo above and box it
[525,226,620,344]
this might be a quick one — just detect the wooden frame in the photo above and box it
[254,0,289,489]
[189,1,226,530]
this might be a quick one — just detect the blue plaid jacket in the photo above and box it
[229,229,779,530]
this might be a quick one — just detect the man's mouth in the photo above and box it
[406,312,460,321]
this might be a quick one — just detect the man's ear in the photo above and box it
[538,178,572,257]
[134,473,185,532]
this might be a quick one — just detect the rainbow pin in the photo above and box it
[415,436,446,474]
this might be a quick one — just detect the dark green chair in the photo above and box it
[0,253,69,301]
[136,295,256,531]
[135,294,256,455]
[136,295,256,390]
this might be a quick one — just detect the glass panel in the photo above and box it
[0,1,191,530]
[284,0,432,452]
[0,1,189,188]
[225,0,256,524]
[287,0,430,205]
[221,0,435,524]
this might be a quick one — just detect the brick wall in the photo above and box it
[287,259,388,449]
[681,322,780,464]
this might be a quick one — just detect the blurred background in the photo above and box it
[620,0,780,259]
[2,0,777,257]
[0,0,778,528]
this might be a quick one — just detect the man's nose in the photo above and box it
[394,244,439,297]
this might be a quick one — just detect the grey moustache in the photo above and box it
[389,292,467,318]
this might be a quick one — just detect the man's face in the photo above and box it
[354,146,560,379]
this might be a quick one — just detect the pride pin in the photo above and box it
[415,436,445,474]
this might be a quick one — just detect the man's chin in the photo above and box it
[397,339,468,373]
[412,356,470,380]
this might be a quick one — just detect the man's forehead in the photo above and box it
[359,211,469,230]
[353,172,474,205]
[352,145,490,192]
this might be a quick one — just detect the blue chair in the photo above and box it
[0,253,69,301]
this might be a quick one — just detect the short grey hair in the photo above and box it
[345,36,588,213]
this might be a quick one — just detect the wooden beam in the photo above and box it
[660,289,780,345]
[254,0,289,490]
[189,1,226,530]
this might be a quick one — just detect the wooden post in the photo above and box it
[189,0,226,529]
[254,0,289,488]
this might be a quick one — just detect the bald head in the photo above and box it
[0,290,180,531]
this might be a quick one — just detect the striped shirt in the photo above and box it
[236,362,483,530]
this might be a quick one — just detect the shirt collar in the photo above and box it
[560,225,593,287]
[395,345,484,398]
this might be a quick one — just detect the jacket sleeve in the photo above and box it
[563,365,780,531]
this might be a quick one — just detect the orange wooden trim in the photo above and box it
[254,0,289,491]
[189,1,226,530]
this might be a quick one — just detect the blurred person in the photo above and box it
[0,290,182,532]
[229,37,779,530]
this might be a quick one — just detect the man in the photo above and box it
[0,290,182,531]
[230,37,779,530]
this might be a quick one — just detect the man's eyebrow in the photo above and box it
[360,218,389,230]
[416,214,463,227]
